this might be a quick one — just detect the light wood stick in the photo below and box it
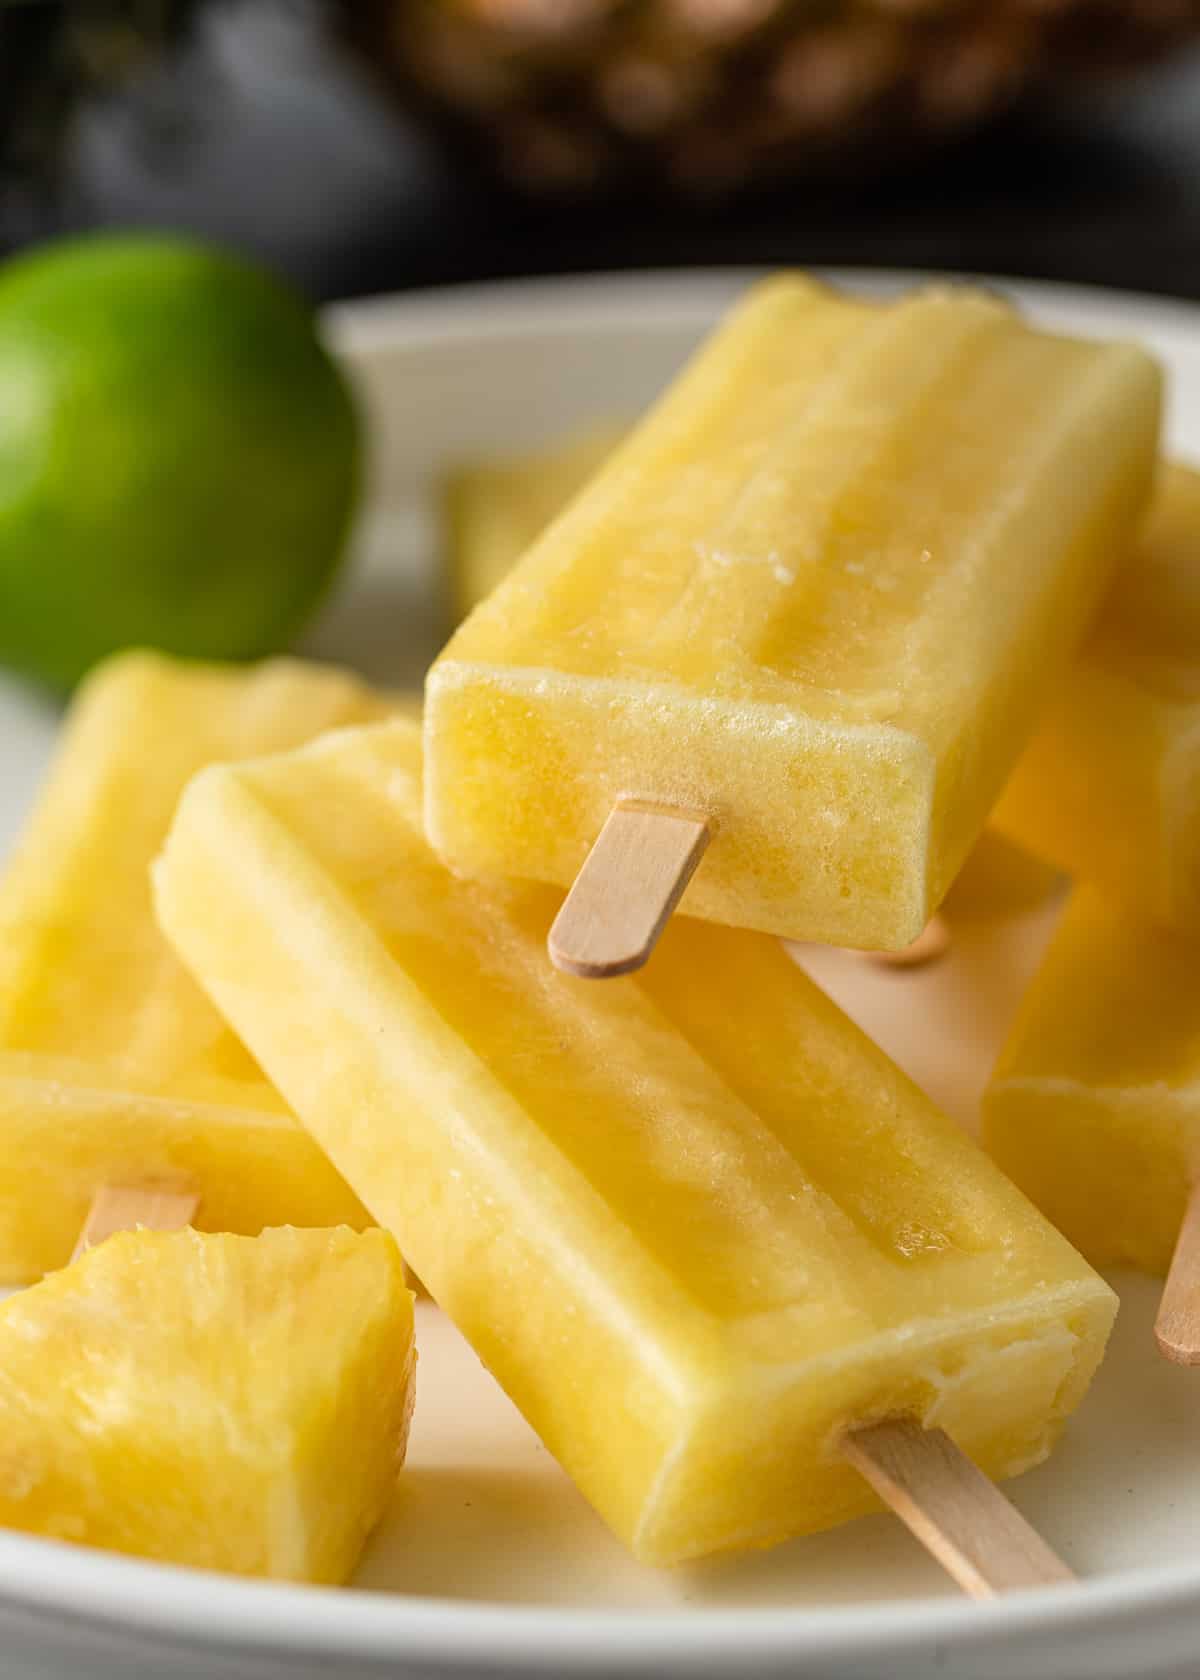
[870,914,951,970]
[1156,1182,1200,1364]
[72,1185,200,1262]
[548,802,710,979]
[842,1417,1075,1597]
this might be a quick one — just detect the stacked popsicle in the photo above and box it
[0,651,416,1281]
[0,272,1173,1595]
[0,651,425,1581]
[984,462,1200,1364]
[151,275,1165,1592]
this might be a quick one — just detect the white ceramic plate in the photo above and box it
[2,270,1200,1680]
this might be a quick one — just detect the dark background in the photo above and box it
[6,0,1200,305]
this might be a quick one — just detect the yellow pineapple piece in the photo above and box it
[0,1226,414,1582]
[0,651,410,1283]
[444,426,624,620]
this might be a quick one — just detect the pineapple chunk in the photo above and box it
[0,1226,414,1583]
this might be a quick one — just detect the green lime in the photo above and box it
[0,234,361,690]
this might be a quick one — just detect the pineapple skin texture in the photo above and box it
[994,462,1200,935]
[0,651,413,1283]
[157,719,1116,1567]
[425,276,1160,951]
[0,1226,415,1582]
[985,885,1200,1275]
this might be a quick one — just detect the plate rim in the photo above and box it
[2,1523,1200,1672]
[326,263,1200,358]
[4,264,1199,1672]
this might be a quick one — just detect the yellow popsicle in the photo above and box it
[0,1225,414,1582]
[994,462,1200,933]
[444,430,1058,929]
[0,651,408,1283]
[425,275,1160,957]
[985,883,1200,1276]
[156,718,1115,1567]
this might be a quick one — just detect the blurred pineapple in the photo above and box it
[6,4,1199,204]
[356,0,1200,195]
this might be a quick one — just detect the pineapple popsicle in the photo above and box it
[0,650,410,1284]
[425,275,1160,972]
[156,718,1115,1571]
[446,429,1058,932]
[0,1225,415,1583]
[993,462,1200,933]
[985,885,1200,1281]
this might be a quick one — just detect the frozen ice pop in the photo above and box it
[0,1224,414,1582]
[985,884,1200,1362]
[993,462,1200,933]
[445,425,624,620]
[0,650,410,1284]
[157,717,1114,1577]
[424,275,1161,974]
[443,432,1056,943]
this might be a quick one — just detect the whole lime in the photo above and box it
[0,235,361,690]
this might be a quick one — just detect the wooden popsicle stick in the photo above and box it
[842,1417,1075,1598]
[1155,1182,1200,1364]
[548,802,711,979]
[72,1185,200,1262]
[870,914,951,970]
